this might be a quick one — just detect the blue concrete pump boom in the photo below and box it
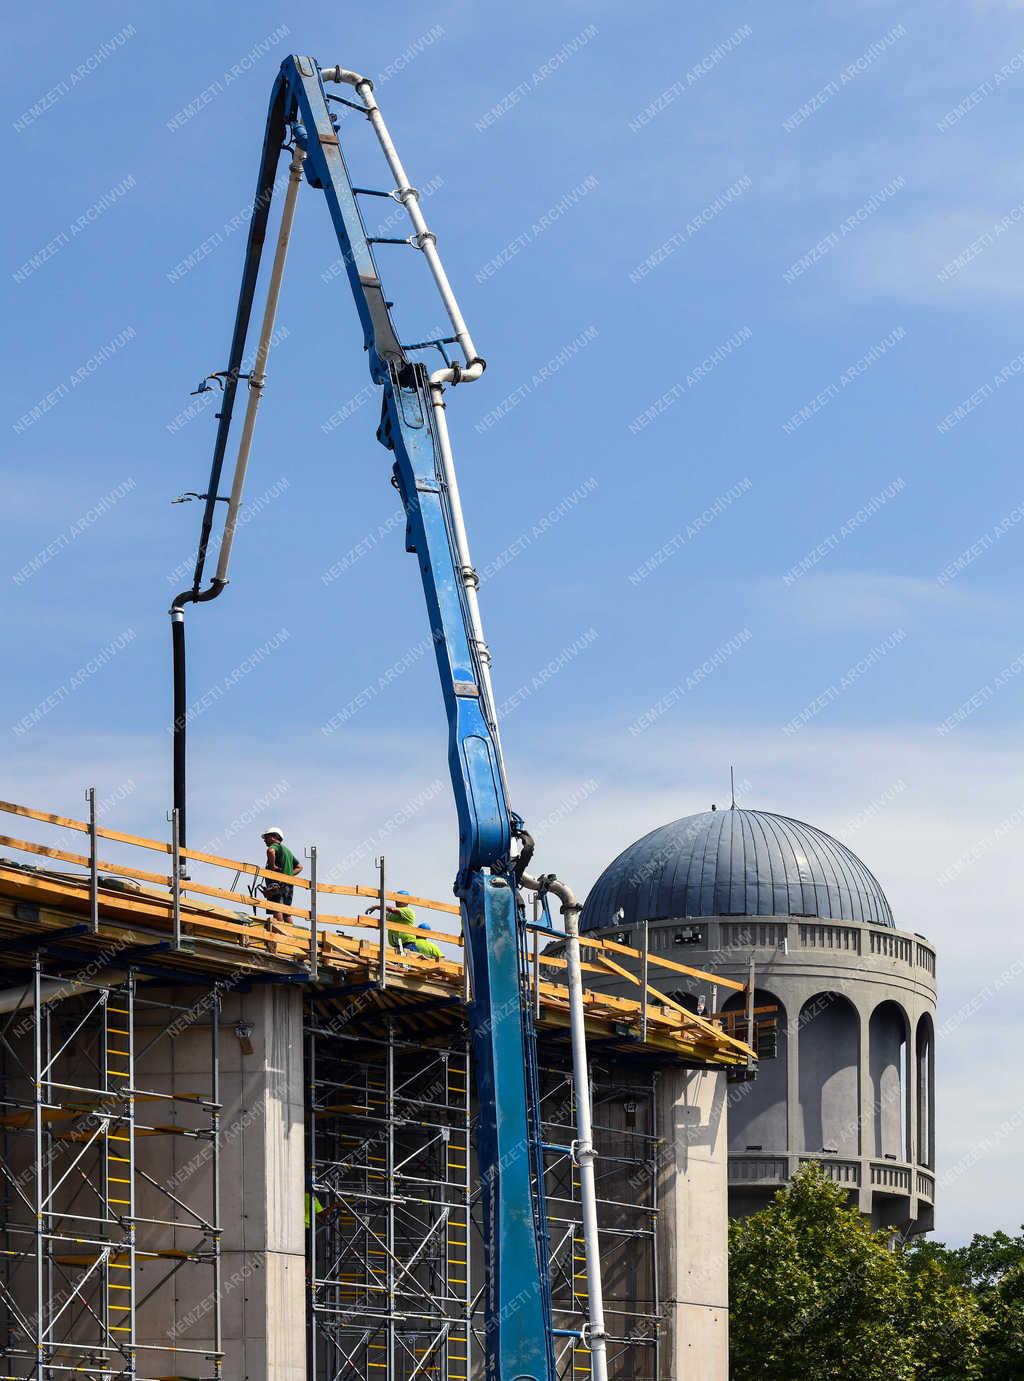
[170,55,560,1379]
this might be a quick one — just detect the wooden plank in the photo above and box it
[0,854,754,1065]
[0,800,464,916]
[179,843,311,890]
[533,950,613,979]
[596,953,753,1056]
[0,798,463,914]
[0,798,101,835]
[590,934,746,991]
[0,832,169,888]
[182,876,311,922]
[0,800,312,889]
[347,914,463,948]
[717,1004,778,1019]
[317,880,461,915]
[0,844,314,940]
[0,830,458,935]
[0,867,307,958]
[537,1004,747,1063]
[0,886,299,980]
[250,908,464,949]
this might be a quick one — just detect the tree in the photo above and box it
[908,1229,1024,1379]
[729,1163,984,1380]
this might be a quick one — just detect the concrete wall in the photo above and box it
[132,984,307,1381]
[0,978,302,1378]
[3,970,738,1378]
[656,1067,729,1381]
[580,915,938,1234]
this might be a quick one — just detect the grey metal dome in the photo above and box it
[580,807,893,931]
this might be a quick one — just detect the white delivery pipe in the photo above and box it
[320,65,484,386]
[428,382,503,754]
[520,870,608,1381]
[214,143,305,586]
[320,69,500,768]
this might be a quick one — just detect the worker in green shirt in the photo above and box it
[386,890,442,959]
[261,827,302,920]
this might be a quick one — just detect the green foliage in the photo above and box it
[908,1228,1024,1379]
[729,1164,985,1380]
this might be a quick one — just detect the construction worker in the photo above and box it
[261,827,302,920]
[386,890,417,953]
[411,922,442,960]
[304,1190,324,1229]
[385,893,441,959]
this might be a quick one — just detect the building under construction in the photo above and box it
[2,49,939,1381]
[0,793,753,1379]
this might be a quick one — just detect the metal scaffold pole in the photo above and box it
[211,986,223,1371]
[0,962,224,1378]
[305,996,474,1378]
[377,855,387,989]
[385,1018,396,1378]
[87,786,99,933]
[32,954,44,1373]
[537,1060,661,1378]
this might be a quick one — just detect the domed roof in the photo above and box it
[580,807,893,932]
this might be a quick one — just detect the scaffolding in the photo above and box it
[0,955,222,1380]
[306,1002,472,1380]
[533,1062,660,1381]
[306,994,661,1381]
[0,794,756,1379]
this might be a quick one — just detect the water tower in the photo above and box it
[580,805,936,1232]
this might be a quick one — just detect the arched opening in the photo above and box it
[666,989,702,1016]
[797,992,859,1156]
[869,1000,909,1160]
[916,1013,935,1169]
[722,989,787,1153]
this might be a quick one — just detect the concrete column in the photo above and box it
[906,1009,919,1225]
[786,997,800,1176]
[656,1065,729,1381]
[857,1002,873,1214]
[906,1008,918,1166]
[134,983,307,1381]
[220,985,307,1381]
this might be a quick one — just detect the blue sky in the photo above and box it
[4,1,1024,1245]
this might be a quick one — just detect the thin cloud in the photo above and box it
[778,571,1002,628]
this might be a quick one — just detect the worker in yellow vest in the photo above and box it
[386,891,442,959]
[386,890,416,951]
[304,1191,323,1229]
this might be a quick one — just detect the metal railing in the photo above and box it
[0,792,755,1065]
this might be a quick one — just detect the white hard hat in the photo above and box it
[262,827,284,839]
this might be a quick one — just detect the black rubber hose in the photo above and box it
[514,827,536,883]
[186,79,289,603]
[171,610,187,848]
[166,80,290,849]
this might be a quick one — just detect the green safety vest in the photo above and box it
[387,904,416,950]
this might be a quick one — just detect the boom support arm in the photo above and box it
[175,55,558,1379]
